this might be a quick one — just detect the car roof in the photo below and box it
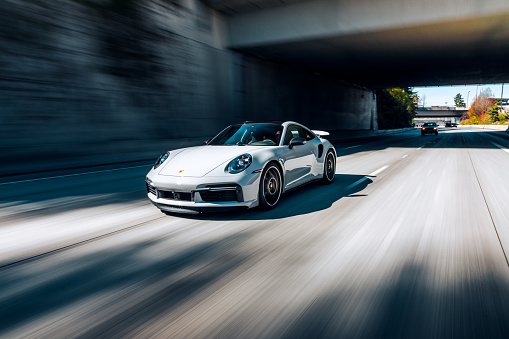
[238,121,309,128]
[240,121,284,125]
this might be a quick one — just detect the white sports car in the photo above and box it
[145,121,336,214]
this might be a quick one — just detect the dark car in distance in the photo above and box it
[421,122,438,136]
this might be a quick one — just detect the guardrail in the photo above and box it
[375,127,415,135]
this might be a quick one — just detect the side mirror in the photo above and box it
[289,137,306,149]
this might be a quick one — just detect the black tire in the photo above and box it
[421,132,425,136]
[258,163,282,210]
[435,132,438,135]
[322,151,336,184]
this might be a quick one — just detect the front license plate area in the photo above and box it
[158,190,193,201]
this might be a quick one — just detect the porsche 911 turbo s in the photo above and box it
[145,121,336,214]
[421,122,438,136]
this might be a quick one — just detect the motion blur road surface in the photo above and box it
[1,128,509,338]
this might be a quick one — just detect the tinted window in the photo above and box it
[209,123,283,146]
[283,125,315,145]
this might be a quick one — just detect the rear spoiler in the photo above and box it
[312,130,330,138]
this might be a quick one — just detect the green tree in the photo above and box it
[499,113,508,124]
[486,101,504,123]
[454,93,465,107]
[377,87,417,129]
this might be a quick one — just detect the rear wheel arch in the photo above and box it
[327,147,336,157]
[321,150,336,184]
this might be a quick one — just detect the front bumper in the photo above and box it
[145,172,261,213]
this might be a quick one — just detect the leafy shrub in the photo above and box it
[486,102,504,123]
[480,114,491,125]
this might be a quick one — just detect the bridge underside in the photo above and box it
[239,15,509,88]
[208,0,509,88]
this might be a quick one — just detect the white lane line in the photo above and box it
[371,165,389,176]
[490,141,509,154]
[402,154,408,159]
[344,145,362,149]
[0,164,152,186]
[346,165,389,190]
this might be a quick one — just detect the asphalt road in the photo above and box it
[1,128,509,339]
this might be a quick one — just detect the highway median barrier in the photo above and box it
[458,125,509,131]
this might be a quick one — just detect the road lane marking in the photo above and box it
[0,214,168,269]
[346,165,389,190]
[402,154,408,158]
[0,164,152,186]
[466,148,509,267]
[370,165,389,176]
[344,145,362,149]
[490,141,509,154]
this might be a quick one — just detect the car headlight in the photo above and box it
[226,154,252,174]
[153,151,170,169]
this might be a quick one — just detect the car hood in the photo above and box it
[157,145,261,177]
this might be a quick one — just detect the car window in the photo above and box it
[209,123,283,146]
[283,125,315,145]
[302,127,315,141]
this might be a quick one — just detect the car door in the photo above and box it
[282,124,316,190]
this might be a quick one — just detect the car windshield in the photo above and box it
[208,123,283,146]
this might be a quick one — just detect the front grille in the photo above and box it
[146,182,156,195]
[197,185,243,202]
[157,190,193,202]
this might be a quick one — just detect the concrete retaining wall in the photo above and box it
[239,54,376,132]
[458,125,509,131]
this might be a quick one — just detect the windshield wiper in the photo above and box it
[236,142,246,146]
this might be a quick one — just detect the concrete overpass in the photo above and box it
[206,0,509,88]
[414,107,466,125]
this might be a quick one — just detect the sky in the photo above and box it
[413,83,506,107]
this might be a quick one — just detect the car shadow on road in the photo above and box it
[173,173,373,221]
